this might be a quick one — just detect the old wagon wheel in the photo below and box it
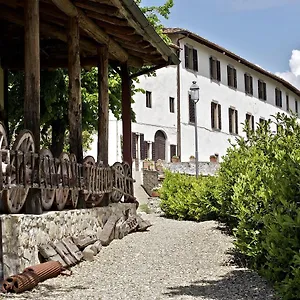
[40,149,55,211]
[0,123,9,212]
[110,162,124,203]
[123,162,134,201]
[54,152,70,211]
[83,156,95,202]
[2,130,35,213]
[66,153,79,209]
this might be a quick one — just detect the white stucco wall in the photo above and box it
[87,34,300,166]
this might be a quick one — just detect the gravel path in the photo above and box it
[4,214,276,300]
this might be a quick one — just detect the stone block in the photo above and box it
[62,237,83,262]
[99,213,119,246]
[136,215,152,231]
[39,244,58,260]
[82,245,95,261]
[72,234,97,250]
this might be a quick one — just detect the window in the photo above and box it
[131,132,137,159]
[184,45,198,71]
[227,65,237,88]
[169,97,175,113]
[211,102,222,130]
[246,113,255,131]
[146,91,152,108]
[258,80,267,100]
[229,107,238,134]
[170,145,177,160]
[275,88,282,107]
[209,57,221,82]
[140,133,149,160]
[244,73,253,95]
[296,100,298,115]
[189,94,196,123]
[286,95,289,111]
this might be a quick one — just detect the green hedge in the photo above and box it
[160,113,300,300]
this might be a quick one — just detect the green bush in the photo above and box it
[160,171,219,221]
[160,113,300,299]
[216,113,300,299]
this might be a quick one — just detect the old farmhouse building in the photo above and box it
[87,28,300,168]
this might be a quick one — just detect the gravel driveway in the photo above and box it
[4,214,276,300]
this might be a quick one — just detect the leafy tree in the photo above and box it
[7,0,174,153]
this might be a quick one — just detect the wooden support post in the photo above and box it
[68,16,83,163]
[3,69,8,137]
[97,46,109,165]
[121,64,132,166]
[24,0,40,148]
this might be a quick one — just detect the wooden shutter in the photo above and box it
[184,45,189,69]
[132,133,137,159]
[217,60,221,81]
[209,57,213,79]
[218,104,222,130]
[234,68,237,88]
[227,65,231,86]
[170,145,177,160]
[211,102,215,128]
[152,142,155,161]
[244,74,248,93]
[258,80,262,99]
[251,115,255,131]
[250,76,253,95]
[193,49,198,72]
[235,110,238,134]
[263,83,267,100]
[140,133,146,160]
[229,108,232,133]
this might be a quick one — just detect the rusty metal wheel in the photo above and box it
[54,152,70,210]
[39,149,55,211]
[2,130,35,213]
[123,162,134,201]
[110,162,124,203]
[66,153,78,209]
[83,155,95,203]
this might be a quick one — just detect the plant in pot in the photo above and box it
[151,185,161,197]
[143,158,152,170]
[189,155,196,163]
[171,155,179,163]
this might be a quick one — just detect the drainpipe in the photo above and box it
[176,34,188,161]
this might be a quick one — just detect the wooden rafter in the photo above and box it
[51,0,128,62]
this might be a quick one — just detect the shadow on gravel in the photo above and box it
[36,283,89,297]
[163,269,276,300]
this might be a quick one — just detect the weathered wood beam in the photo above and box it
[68,16,83,162]
[94,20,135,35]
[51,0,128,62]
[85,11,128,26]
[97,46,109,165]
[74,1,121,17]
[121,64,132,166]
[24,0,40,148]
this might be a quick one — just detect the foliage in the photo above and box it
[216,113,300,299]
[160,113,300,299]
[160,171,219,221]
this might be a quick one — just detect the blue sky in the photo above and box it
[141,0,300,86]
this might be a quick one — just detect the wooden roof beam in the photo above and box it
[51,0,128,62]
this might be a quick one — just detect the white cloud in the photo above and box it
[276,50,300,89]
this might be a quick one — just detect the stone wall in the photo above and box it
[0,203,136,278]
[142,170,159,195]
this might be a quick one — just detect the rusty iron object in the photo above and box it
[1,271,39,293]
[23,261,64,282]
[0,124,134,213]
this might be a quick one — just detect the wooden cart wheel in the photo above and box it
[40,149,55,211]
[54,152,70,211]
[110,162,124,203]
[0,123,9,212]
[123,162,134,201]
[2,130,35,213]
[83,156,95,203]
[66,153,79,209]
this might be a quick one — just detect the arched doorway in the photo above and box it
[153,130,166,161]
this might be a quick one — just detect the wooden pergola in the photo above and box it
[0,0,180,167]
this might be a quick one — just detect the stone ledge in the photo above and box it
[1,203,136,277]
